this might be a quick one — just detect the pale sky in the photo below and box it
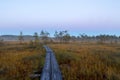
[0,0,120,36]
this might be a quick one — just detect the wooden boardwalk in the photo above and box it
[40,46,62,80]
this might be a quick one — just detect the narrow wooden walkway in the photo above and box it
[40,46,62,80]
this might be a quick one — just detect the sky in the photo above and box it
[0,0,120,36]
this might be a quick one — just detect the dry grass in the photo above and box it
[49,43,120,80]
[0,42,120,80]
[0,42,45,80]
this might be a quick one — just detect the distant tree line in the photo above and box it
[15,31,120,44]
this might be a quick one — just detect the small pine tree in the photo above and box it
[33,32,39,46]
[18,31,24,44]
[29,40,34,48]
[40,30,50,44]
[0,39,4,46]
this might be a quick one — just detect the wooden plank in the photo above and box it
[40,46,62,80]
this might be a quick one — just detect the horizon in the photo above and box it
[0,31,120,37]
[0,0,120,35]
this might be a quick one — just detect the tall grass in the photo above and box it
[49,43,120,80]
[0,42,120,80]
[0,42,45,80]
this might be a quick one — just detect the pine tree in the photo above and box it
[18,31,24,44]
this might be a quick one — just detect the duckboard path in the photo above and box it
[40,46,62,80]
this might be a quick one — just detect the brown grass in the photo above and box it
[0,42,120,80]
[0,42,45,80]
[49,43,120,80]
